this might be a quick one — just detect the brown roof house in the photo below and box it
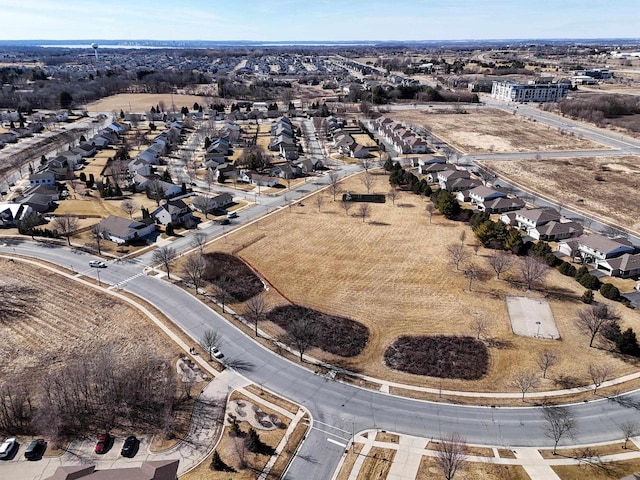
[45,459,178,480]
[601,253,640,278]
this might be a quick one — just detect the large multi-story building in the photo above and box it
[491,80,570,103]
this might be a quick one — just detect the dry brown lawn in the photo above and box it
[207,172,640,393]
[0,258,177,381]
[389,108,605,153]
[87,93,212,113]
[356,446,395,480]
[553,458,640,480]
[480,156,640,234]
[417,456,529,480]
[539,442,637,459]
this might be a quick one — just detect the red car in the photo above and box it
[95,433,112,454]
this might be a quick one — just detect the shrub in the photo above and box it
[578,274,601,290]
[558,262,577,277]
[203,253,264,302]
[210,450,235,472]
[581,290,594,304]
[600,283,620,301]
[576,266,589,281]
[267,305,369,357]
[384,335,489,380]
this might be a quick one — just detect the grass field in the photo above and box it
[87,93,213,114]
[389,108,605,154]
[0,257,177,384]
[207,171,640,393]
[479,156,640,234]
[417,456,530,480]
[553,458,640,480]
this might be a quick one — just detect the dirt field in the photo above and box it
[479,156,640,234]
[87,93,214,114]
[389,108,605,153]
[0,258,177,380]
[207,171,640,393]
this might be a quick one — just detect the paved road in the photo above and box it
[5,234,640,480]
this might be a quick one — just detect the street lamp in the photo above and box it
[535,321,541,338]
[96,269,101,287]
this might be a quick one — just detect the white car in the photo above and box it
[0,437,17,460]
[212,348,224,359]
[89,260,107,268]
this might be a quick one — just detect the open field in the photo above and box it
[87,93,214,114]
[207,171,640,393]
[389,108,605,153]
[0,258,177,380]
[479,156,640,234]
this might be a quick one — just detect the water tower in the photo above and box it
[91,43,99,60]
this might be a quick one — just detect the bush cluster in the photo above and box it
[384,335,489,380]
[267,305,369,357]
[203,253,264,302]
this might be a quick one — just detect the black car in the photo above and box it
[120,436,138,458]
[24,439,46,460]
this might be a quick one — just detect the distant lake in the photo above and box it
[39,44,169,49]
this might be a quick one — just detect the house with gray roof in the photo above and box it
[530,220,583,242]
[29,171,56,187]
[151,199,195,228]
[511,208,561,234]
[0,202,32,227]
[601,253,640,278]
[98,215,156,244]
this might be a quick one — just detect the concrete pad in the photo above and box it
[386,435,427,480]
[507,296,560,339]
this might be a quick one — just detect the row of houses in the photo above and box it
[325,116,374,159]
[559,234,640,279]
[268,117,299,161]
[370,116,430,155]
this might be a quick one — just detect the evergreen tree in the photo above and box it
[617,328,640,356]
[581,289,594,304]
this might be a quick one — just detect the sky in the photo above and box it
[0,0,638,42]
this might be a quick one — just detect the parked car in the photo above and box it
[217,218,230,225]
[24,439,46,460]
[212,347,224,359]
[89,260,107,268]
[227,211,238,219]
[0,437,17,460]
[120,435,138,458]
[95,433,112,454]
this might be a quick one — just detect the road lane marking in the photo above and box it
[327,438,347,448]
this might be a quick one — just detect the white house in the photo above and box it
[97,215,156,244]
[468,186,506,210]
[511,208,561,234]
[29,171,56,187]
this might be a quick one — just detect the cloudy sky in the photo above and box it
[0,0,637,41]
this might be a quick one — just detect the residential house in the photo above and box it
[44,460,179,480]
[600,253,640,278]
[0,132,18,143]
[482,197,526,214]
[272,163,302,180]
[128,158,153,177]
[468,186,507,210]
[240,171,279,187]
[530,221,583,241]
[447,177,482,192]
[14,193,55,213]
[437,169,470,191]
[0,202,32,227]
[73,143,97,158]
[296,158,323,174]
[151,199,195,228]
[29,171,56,187]
[420,162,456,182]
[106,122,130,135]
[193,193,234,214]
[559,234,635,269]
[511,208,562,234]
[215,163,238,182]
[22,184,60,201]
[137,149,160,165]
[98,215,156,244]
[280,143,300,160]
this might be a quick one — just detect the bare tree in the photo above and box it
[426,203,435,224]
[152,246,177,279]
[575,304,619,348]
[588,363,610,395]
[91,224,108,255]
[619,420,638,449]
[314,194,324,213]
[213,276,231,313]
[51,215,79,246]
[357,203,371,223]
[0,284,37,324]
[519,255,549,290]
[121,199,137,219]
[192,195,216,218]
[191,232,207,253]
[387,188,399,205]
[360,171,374,193]
[513,372,539,400]
[469,314,488,340]
[287,317,320,362]
[181,254,207,294]
[463,263,484,291]
[459,230,467,245]
[147,179,165,206]
[542,405,577,455]
[340,200,353,217]
[360,157,371,172]
[199,329,220,361]
[487,251,513,279]
[204,169,216,191]
[244,294,267,337]
[328,171,340,201]
[446,243,468,272]
[435,432,468,480]
[536,350,558,379]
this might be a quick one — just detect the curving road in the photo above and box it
[4,232,640,480]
